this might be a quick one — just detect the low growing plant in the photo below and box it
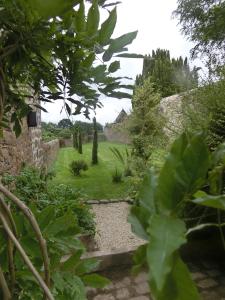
[2,166,95,234]
[110,147,133,177]
[112,168,123,183]
[70,160,88,176]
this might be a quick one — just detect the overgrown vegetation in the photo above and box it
[2,166,94,234]
[70,160,89,176]
[182,74,225,150]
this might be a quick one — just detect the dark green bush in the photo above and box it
[112,168,123,183]
[70,160,88,176]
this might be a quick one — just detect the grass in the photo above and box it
[50,142,131,200]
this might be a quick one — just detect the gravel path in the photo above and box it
[92,202,145,251]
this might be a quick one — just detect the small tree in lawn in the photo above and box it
[92,117,98,165]
[78,129,83,154]
[72,127,79,150]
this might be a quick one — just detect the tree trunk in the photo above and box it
[92,117,98,164]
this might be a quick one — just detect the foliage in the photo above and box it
[112,168,123,183]
[42,122,72,142]
[129,132,209,299]
[110,146,132,176]
[136,49,199,97]
[70,160,88,176]
[92,117,98,165]
[0,0,136,136]
[47,184,95,235]
[129,131,225,300]
[182,75,225,150]
[52,143,131,199]
[58,118,73,129]
[174,0,225,66]
[0,199,108,299]
[130,77,166,161]
[2,166,94,234]
[74,120,103,135]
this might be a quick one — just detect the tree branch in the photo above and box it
[0,185,50,289]
[0,211,54,300]
[0,265,11,300]
[0,196,17,291]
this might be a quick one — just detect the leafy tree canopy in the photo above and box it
[136,49,199,97]
[58,118,73,129]
[174,0,225,65]
[0,0,137,137]
[73,120,103,135]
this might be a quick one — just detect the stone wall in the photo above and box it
[104,124,131,144]
[159,93,184,141]
[0,116,43,176]
[42,139,60,169]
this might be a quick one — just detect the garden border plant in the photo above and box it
[129,131,225,300]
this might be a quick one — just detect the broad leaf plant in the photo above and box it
[130,132,225,300]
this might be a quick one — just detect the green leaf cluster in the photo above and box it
[0,0,137,135]
[129,132,211,300]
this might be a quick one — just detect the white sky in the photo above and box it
[41,0,197,125]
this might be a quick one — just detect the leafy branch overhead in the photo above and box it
[0,0,138,136]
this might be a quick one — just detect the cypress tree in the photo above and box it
[73,129,79,150]
[136,48,199,97]
[78,129,83,154]
[92,117,98,164]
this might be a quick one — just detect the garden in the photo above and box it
[51,142,132,199]
[1,0,225,300]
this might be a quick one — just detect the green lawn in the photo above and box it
[50,142,131,200]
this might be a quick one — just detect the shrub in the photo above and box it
[110,146,133,177]
[2,166,95,234]
[70,160,88,176]
[112,168,123,183]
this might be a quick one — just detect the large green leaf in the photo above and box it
[128,206,149,240]
[152,257,200,300]
[103,31,138,61]
[82,274,111,288]
[139,168,158,214]
[156,133,210,212]
[61,250,83,271]
[37,206,55,230]
[87,0,100,36]
[98,7,117,45]
[28,0,79,19]
[44,211,79,236]
[75,1,86,32]
[108,60,120,73]
[147,215,186,291]
[193,190,225,210]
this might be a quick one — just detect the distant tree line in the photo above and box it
[41,118,103,142]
